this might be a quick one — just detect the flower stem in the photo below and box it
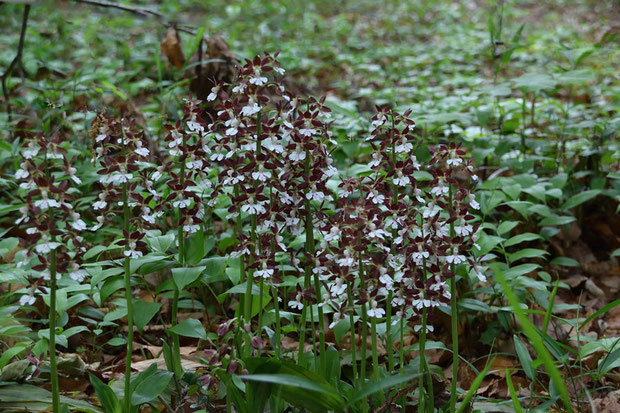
[449,186,459,412]
[234,183,246,357]
[358,249,368,390]
[48,247,60,412]
[386,291,394,372]
[449,271,458,411]
[271,284,281,358]
[399,317,405,412]
[258,277,264,340]
[370,316,379,384]
[386,111,396,375]
[172,151,186,379]
[418,305,427,413]
[347,281,358,390]
[306,149,325,370]
[122,182,134,412]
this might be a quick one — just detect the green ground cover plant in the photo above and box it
[0,0,618,412]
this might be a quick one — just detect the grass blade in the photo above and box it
[492,264,574,412]
[505,369,524,413]
[455,356,495,413]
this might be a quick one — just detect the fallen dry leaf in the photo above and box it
[594,389,620,413]
[130,357,203,373]
[161,27,185,69]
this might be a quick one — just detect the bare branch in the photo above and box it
[1,4,31,128]
[72,0,198,35]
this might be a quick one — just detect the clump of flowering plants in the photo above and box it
[91,117,155,411]
[4,53,485,412]
[13,132,88,412]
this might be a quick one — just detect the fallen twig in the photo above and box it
[72,0,198,35]
[1,4,31,128]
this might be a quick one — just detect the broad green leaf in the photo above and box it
[185,230,205,265]
[147,234,176,253]
[550,257,579,267]
[502,184,522,200]
[539,215,576,226]
[505,201,534,218]
[508,248,548,263]
[167,318,207,340]
[89,374,121,413]
[598,347,620,378]
[0,344,27,370]
[522,183,546,202]
[477,233,504,256]
[504,233,542,247]
[133,300,162,332]
[0,383,102,412]
[201,257,228,284]
[346,371,421,406]
[503,263,540,279]
[555,69,594,85]
[514,335,535,379]
[130,254,168,274]
[549,173,568,189]
[131,368,173,406]
[333,318,351,345]
[106,337,126,346]
[459,298,492,313]
[562,189,601,210]
[172,266,205,291]
[244,358,345,412]
[512,73,556,91]
[84,245,108,261]
[528,204,552,218]
[497,221,519,236]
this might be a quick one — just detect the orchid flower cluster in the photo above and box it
[188,54,337,349]
[14,133,87,305]
[91,117,158,257]
[320,110,482,335]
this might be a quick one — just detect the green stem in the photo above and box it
[347,282,358,390]
[449,272,458,410]
[399,317,405,413]
[245,111,263,356]
[371,316,379,384]
[122,182,134,412]
[258,277,264,339]
[386,292,394,373]
[172,149,186,382]
[233,184,246,358]
[418,306,427,413]
[298,292,307,363]
[419,217,433,412]
[310,299,317,368]
[49,248,60,412]
[358,249,368,391]
[272,284,281,358]
[520,91,527,154]
[386,110,396,375]
[306,150,324,370]
[449,186,459,412]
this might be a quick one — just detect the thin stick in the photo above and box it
[2,5,31,127]
[72,0,197,35]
